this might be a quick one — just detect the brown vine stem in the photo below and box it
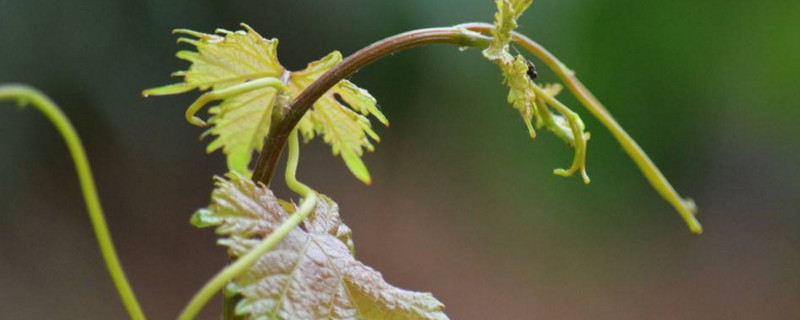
[460,22,702,233]
[250,22,700,233]
[250,27,492,185]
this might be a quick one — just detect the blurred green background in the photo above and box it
[1,0,798,319]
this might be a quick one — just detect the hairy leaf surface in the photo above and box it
[145,25,387,182]
[192,174,448,320]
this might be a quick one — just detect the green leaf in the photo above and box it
[194,174,449,320]
[288,51,387,184]
[145,25,387,182]
[204,86,281,174]
[141,83,195,97]
[155,25,284,92]
[144,24,286,175]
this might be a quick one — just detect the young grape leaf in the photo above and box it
[192,173,449,320]
[144,24,387,183]
[482,0,590,182]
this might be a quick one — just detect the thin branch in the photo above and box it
[249,21,699,233]
[250,27,492,185]
[460,22,702,233]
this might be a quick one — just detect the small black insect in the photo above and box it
[513,47,539,81]
[524,58,539,81]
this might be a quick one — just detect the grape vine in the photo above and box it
[1,1,702,320]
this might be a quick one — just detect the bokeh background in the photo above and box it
[1,0,798,319]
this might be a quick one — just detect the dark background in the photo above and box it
[1,0,798,319]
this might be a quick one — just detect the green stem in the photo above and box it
[530,83,590,184]
[285,129,313,198]
[460,23,702,234]
[175,192,318,320]
[0,84,148,320]
[179,77,286,127]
